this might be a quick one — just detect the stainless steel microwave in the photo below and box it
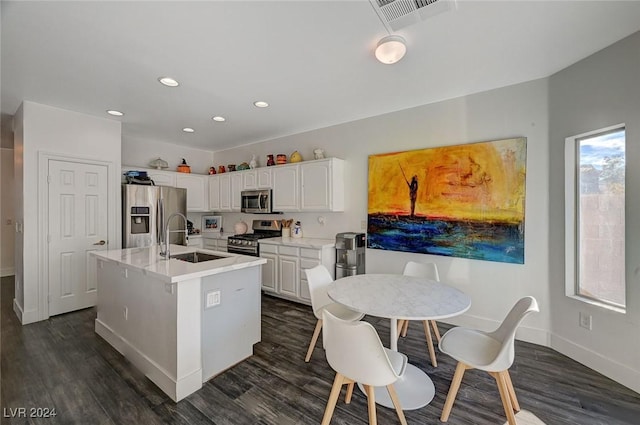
[241,189,273,214]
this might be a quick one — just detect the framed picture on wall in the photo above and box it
[367,137,527,264]
[202,215,222,233]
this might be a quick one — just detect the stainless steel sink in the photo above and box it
[170,251,227,263]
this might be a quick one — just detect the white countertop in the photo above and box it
[188,232,233,240]
[259,236,335,249]
[91,244,265,284]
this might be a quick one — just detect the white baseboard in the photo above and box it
[1,267,15,277]
[95,318,203,402]
[13,298,40,325]
[440,313,639,394]
[551,333,640,394]
[12,299,23,323]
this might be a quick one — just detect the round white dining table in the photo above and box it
[327,273,471,410]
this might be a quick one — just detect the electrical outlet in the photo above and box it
[123,306,128,320]
[206,290,221,308]
[579,312,592,330]
[361,220,367,230]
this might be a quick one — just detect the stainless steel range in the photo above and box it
[227,220,282,256]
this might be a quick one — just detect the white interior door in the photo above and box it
[48,159,109,316]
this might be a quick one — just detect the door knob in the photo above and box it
[93,240,106,246]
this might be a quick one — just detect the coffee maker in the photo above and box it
[335,232,366,279]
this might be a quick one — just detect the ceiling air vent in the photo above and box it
[371,0,456,32]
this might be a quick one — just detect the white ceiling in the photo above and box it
[2,1,640,152]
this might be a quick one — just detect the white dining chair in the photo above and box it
[397,261,441,367]
[321,310,408,425]
[304,265,364,362]
[439,296,539,425]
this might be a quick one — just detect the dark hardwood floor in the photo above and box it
[1,275,639,425]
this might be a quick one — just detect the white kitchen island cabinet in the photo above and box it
[91,245,265,402]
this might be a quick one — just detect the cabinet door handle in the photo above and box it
[93,240,106,246]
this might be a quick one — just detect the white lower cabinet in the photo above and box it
[187,237,204,248]
[260,252,277,293]
[203,237,228,252]
[278,246,300,298]
[259,240,335,305]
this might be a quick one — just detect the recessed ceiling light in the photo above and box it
[106,110,124,116]
[182,127,195,133]
[253,101,269,108]
[158,77,179,87]
[212,116,226,122]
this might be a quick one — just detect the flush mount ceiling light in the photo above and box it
[182,127,195,133]
[212,116,226,122]
[253,101,269,108]
[158,77,179,87]
[375,35,407,64]
[106,110,124,116]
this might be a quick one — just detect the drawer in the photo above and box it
[218,240,228,249]
[188,238,204,248]
[300,258,321,270]
[260,244,278,254]
[300,248,321,259]
[278,245,299,257]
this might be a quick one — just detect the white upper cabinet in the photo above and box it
[209,172,242,212]
[243,170,258,190]
[208,175,220,211]
[219,174,232,211]
[269,158,344,212]
[122,166,177,187]
[148,170,177,187]
[300,158,344,212]
[176,174,208,212]
[230,173,243,211]
[257,168,272,188]
[272,164,300,212]
[243,168,272,190]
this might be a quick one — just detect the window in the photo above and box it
[565,125,625,310]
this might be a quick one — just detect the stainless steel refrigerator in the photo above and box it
[122,184,187,248]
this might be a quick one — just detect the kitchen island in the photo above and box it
[91,244,266,402]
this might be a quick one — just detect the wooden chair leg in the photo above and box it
[305,319,323,362]
[422,321,438,367]
[386,384,408,425]
[364,385,377,425]
[504,370,520,412]
[345,382,354,404]
[401,319,409,337]
[430,320,442,343]
[491,371,517,425]
[321,373,345,425]
[396,320,405,338]
[441,362,468,422]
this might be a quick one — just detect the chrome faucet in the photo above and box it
[160,212,188,259]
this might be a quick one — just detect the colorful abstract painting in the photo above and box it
[367,138,527,264]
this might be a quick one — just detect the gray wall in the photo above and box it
[548,31,640,391]
[213,78,553,350]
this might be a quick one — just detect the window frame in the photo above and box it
[564,123,626,313]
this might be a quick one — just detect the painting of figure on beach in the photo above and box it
[368,138,527,264]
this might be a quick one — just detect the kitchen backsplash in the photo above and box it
[188,212,361,239]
